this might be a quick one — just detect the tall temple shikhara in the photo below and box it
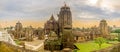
[58,3,72,33]
[58,3,74,49]
[44,3,74,50]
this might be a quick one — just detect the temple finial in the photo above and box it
[64,2,66,6]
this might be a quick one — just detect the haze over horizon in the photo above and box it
[0,0,120,28]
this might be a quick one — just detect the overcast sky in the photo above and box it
[0,0,120,28]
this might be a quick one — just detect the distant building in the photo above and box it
[25,26,34,41]
[99,19,109,36]
[73,19,110,42]
[11,21,35,41]
[14,21,23,39]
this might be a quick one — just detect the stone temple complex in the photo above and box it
[1,3,111,52]
[44,3,74,50]
[10,21,44,42]
[44,3,110,51]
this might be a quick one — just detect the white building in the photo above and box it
[0,31,16,45]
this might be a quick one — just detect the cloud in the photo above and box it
[0,0,120,27]
[86,0,120,12]
[77,12,98,19]
[0,0,65,21]
[0,0,119,20]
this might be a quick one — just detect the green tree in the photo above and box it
[114,29,120,41]
[94,37,106,48]
[73,49,78,52]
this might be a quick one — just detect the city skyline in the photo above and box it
[0,0,120,28]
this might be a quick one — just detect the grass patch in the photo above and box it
[15,40,21,45]
[74,41,112,52]
[108,40,119,44]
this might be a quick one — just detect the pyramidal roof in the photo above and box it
[101,19,106,22]
[49,14,55,21]
[17,21,21,24]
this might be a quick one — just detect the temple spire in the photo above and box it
[64,2,67,6]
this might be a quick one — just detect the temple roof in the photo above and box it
[49,14,55,21]
[47,14,57,23]
[16,21,22,24]
[101,19,106,22]
[61,2,70,9]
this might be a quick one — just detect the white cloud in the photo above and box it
[0,0,119,22]
[86,0,120,12]
[78,12,98,19]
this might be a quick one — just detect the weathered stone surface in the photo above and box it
[0,41,37,52]
[44,3,74,50]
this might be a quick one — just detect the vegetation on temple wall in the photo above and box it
[0,41,37,52]
[44,31,62,51]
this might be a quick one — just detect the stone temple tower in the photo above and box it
[15,21,22,31]
[58,3,72,33]
[99,19,109,36]
[15,21,23,39]
[58,3,74,49]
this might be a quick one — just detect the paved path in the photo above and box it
[25,42,44,50]
[25,40,44,50]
